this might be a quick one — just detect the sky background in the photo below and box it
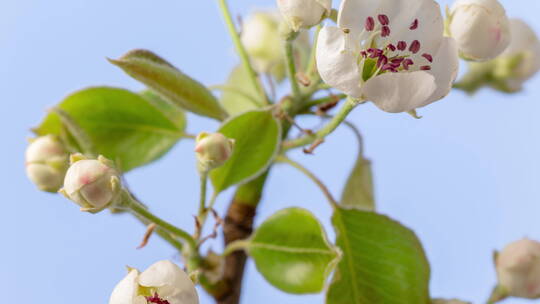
[2,0,540,303]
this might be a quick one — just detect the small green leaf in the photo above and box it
[140,90,187,130]
[219,65,262,116]
[247,208,340,294]
[109,49,227,120]
[327,207,431,304]
[210,109,280,192]
[340,157,375,211]
[35,87,185,172]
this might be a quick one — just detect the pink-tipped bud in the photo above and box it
[195,132,235,172]
[25,135,69,192]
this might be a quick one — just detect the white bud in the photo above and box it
[449,0,510,61]
[195,132,234,172]
[242,12,283,73]
[496,238,540,299]
[277,0,331,31]
[109,260,199,304]
[60,154,121,213]
[493,19,540,92]
[432,299,471,304]
[25,135,69,192]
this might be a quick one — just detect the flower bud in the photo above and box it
[495,238,540,299]
[25,135,69,192]
[432,299,471,304]
[195,132,234,172]
[448,0,510,61]
[59,154,121,213]
[492,19,540,92]
[242,12,283,73]
[109,260,199,304]
[277,0,331,31]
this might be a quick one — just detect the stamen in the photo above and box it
[365,17,375,31]
[381,26,391,37]
[146,293,171,304]
[386,44,396,51]
[409,40,421,54]
[420,65,431,71]
[402,59,414,70]
[360,51,368,58]
[367,48,383,58]
[410,19,419,30]
[382,64,399,73]
[377,55,388,67]
[397,41,407,51]
[378,14,389,26]
[391,58,404,65]
[422,53,433,62]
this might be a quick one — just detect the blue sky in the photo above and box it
[2,0,540,303]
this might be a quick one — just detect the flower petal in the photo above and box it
[338,0,379,34]
[423,37,459,106]
[361,71,436,113]
[138,260,199,304]
[109,269,140,304]
[316,26,362,98]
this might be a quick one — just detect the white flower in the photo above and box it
[496,238,540,299]
[277,0,332,31]
[316,0,459,113]
[109,260,199,304]
[195,132,235,172]
[242,12,284,72]
[59,154,121,213]
[449,0,510,61]
[25,135,69,192]
[493,19,540,92]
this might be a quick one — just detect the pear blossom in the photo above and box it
[59,154,121,213]
[492,19,540,92]
[195,132,235,172]
[25,135,69,192]
[449,0,510,61]
[109,260,199,304]
[317,0,459,113]
[277,0,332,31]
[495,238,540,299]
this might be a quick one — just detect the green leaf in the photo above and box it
[247,208,340,294]
[219,65,262,116]
[210,109,280,192]
[340,157,375,211]
[140,90,187,130]
[109,49,227,120]
[327,207,431,304]
[34,87,185,172]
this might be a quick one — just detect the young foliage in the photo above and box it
[246,208,341,294]
[219,65,262,116]
[109,49,227,120]
[210,109,281,192]
[35,87,186,171]
[328,207,431,304]
[340,157,375,210]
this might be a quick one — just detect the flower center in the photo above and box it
[356,14,434,81]
[146,293,170,304]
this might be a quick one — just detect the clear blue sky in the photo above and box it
[2,0,540,303]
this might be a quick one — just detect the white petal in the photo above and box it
[316,26,362,98]
[109,269,140,304]
[423,37,459,106]
[337,0,379,34]
[139,260,199,304]
[361,71,436,113]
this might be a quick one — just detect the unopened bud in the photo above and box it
[495,238,540,299]
[25,135,69,192]
[277,0,331,31]
[448,0,510,61]
[59,154,121,213]
[242,12,283,73]
[195,132,234,172]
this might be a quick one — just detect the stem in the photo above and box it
[124,191,197,250]
[195,172,209,239]
[302,93,347,111]
[130,211,184,252]
[305,25,322,79]
[283,97,358,150]
[222,240,250,256]
[284,37,301,100]
[217,0,268,104]
[277,155,338,206]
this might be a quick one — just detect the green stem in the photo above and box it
[198,172,209,218]
[305,25,321,79]
[130,211,184,252]
[285,37,301,100]
[283,97,358,150]
[217,0,268,104]
[277,155,338,206]
[302,93,347,111]
[222,240,250,256]
[124,191,197,250]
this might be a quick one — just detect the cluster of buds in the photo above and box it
[448,0,510,61]
[494,238,540,300]
[59,153,122,213]
[25,135,69,192]
[109,260,199,304]
[195,132,235,173]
